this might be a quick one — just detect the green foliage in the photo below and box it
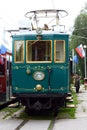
[57,88,78,119]
[70,3,87,78]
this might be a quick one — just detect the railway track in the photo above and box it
[0,106,57,130]
[14,114,57,130]
[13,108,57,130]
[0,98,18,110]
[0,92,73,130]
[14,117,57,130]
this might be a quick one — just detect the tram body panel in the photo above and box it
[12,34,69,94]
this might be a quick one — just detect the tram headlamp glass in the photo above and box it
[33,71,45,81]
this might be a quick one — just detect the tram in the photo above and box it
[11,9,69,115]
[0,50,12,101]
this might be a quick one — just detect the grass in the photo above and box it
[1,105,22,119]
[18,88,78,120]
[57,88,78,119]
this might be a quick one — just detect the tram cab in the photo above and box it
[10,9,69,114]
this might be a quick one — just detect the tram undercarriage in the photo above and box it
[16,93,67,115]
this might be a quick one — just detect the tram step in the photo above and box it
[66,96,73,100]
[10,96,16,100]
[67,92,72,96]
[8,102,19,108]
[68,99,74,102]
[66,104,75,108]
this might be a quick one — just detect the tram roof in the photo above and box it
[7,9,69,36]
[9,30,69,37]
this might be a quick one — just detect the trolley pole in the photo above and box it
[72,49,76,74]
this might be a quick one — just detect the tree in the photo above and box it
[70,3,87,78]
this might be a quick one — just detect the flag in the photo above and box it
[73,55,78,64]
[0,45,7,54]
[75,44,85,58]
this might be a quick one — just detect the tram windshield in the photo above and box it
[26,40,52,62]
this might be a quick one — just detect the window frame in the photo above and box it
[54,40,65,63]
[26,40,52,63]
[14,40,24,63]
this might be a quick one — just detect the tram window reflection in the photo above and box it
[26,40,52,62]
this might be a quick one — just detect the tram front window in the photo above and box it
[26,40,52,62]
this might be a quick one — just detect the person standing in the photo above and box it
[75,75,80,93]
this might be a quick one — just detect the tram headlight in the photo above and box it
[33,71,45,81]
[36,84,42,90]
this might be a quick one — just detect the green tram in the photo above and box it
[11,10,69,115]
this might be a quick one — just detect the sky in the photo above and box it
[0,0,86,49]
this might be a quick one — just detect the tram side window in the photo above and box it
[14,41,24,63]
[26,40,51,62]
[55,40,65,62]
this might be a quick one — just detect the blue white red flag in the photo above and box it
[75,44,85,58]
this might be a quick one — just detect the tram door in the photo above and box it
[6,55,12,101]
[0,55,12,101]
[0,57,6,93]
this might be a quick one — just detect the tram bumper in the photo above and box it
[14,93,67,110]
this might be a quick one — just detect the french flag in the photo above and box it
[75,44,85,58]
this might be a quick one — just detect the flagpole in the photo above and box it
[72,49,75,74]
[75,63,76,74]
[84,45,87,78]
